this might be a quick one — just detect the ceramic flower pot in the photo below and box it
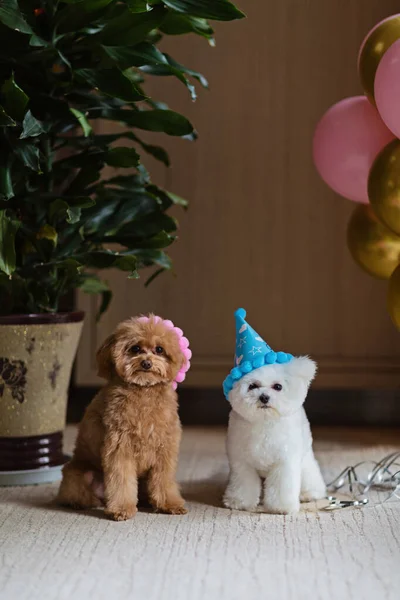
[0,312,84,485]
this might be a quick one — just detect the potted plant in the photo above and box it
[0,0,244,484]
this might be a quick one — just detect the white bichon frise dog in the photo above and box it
[222,309,326,514]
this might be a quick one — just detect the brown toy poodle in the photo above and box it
[57,315,189,521]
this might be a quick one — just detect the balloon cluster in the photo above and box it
[313,15,400,329]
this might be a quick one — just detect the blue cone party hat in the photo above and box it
[223,308,293,399]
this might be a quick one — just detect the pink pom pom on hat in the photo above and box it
[137,316,150,323]
[139,315,191,390]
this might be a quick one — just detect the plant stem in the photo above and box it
[43,137,54,193]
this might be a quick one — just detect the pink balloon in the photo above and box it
[313,96,395,203]
[375,38,400,138]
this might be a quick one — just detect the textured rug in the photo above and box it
[0,426,399,600]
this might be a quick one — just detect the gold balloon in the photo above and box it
[347,204,400,279]
[368,139,400,236]
[388,263,400,329]
[358,14,400,103]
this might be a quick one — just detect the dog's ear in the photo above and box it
[285,356,317,385]
[96,334,115,380]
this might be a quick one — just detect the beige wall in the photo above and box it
[77,0,400,389]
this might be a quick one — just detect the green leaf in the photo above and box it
[164,54,208,88]
[70,108,92,137]
[0,210,20,275]
[0,21,30,61]
[88,194,160,238]
[109,228,176,248]
[125,230,175,248]
[54,149,105,171]
[160,13,214,39]
[51,258,83,272]
[0,166,14,200]
[135,138,170,166]
[55,0,115,34]
[1,73,28,121]
[50,197,95,225]
[99,5,166,46]
[75,69,145,102]
[61,0,106,3]
[74,250,138,275]
[126,0,150,13]
[50,197,96,224]
[126,248,173,269]
[104,173,146,189]
[0,0,33,34]
[161,0,245,21]
[141,62,197,100]
[55,47,72,69]
[60,0,114,6]
[0,105,16,127]
[55,152,104,193]
[20,111,46,139]
[101,42,167,68]
[79,276,112,320]
[105,147,140,168]
[49,199,69,222]
[150,185,188,207]
[120,109,194,136]
[120,212,177,239]
[98,288,112,319]
[165,190,187,207]
[37,224,58,246]
[80,276,111,294]
[29,34,48,47]
[14,141,41,172]
[74,129,171,166]
[145,267,165,286]
[66,206,82,224]
[67,167,102,194]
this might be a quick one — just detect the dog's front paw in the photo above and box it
[154,496,188,515]
[300,486,326,503]
[160,504,188,515]
[105,504,137,521]
[223,494,258,512]
[263,499,300,515]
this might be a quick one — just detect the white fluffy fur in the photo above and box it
[224,357,326,514]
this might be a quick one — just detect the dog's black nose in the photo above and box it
[141,360,152,370]
[259,393,270,404]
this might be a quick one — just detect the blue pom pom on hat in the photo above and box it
[222,308,293,399]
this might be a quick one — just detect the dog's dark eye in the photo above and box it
[272,383,282,391]
[155,346,164,354]
[248,383,259,391]
[130,345,141,354]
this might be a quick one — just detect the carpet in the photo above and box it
[0,426,399,600]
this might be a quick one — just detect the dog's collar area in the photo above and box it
[130,380,170,388]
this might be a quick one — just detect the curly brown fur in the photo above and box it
[57,315,188,521]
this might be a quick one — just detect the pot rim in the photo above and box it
[0,311,85,325]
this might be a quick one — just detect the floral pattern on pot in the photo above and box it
[0,358,27,404]
[48,358,61,390]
